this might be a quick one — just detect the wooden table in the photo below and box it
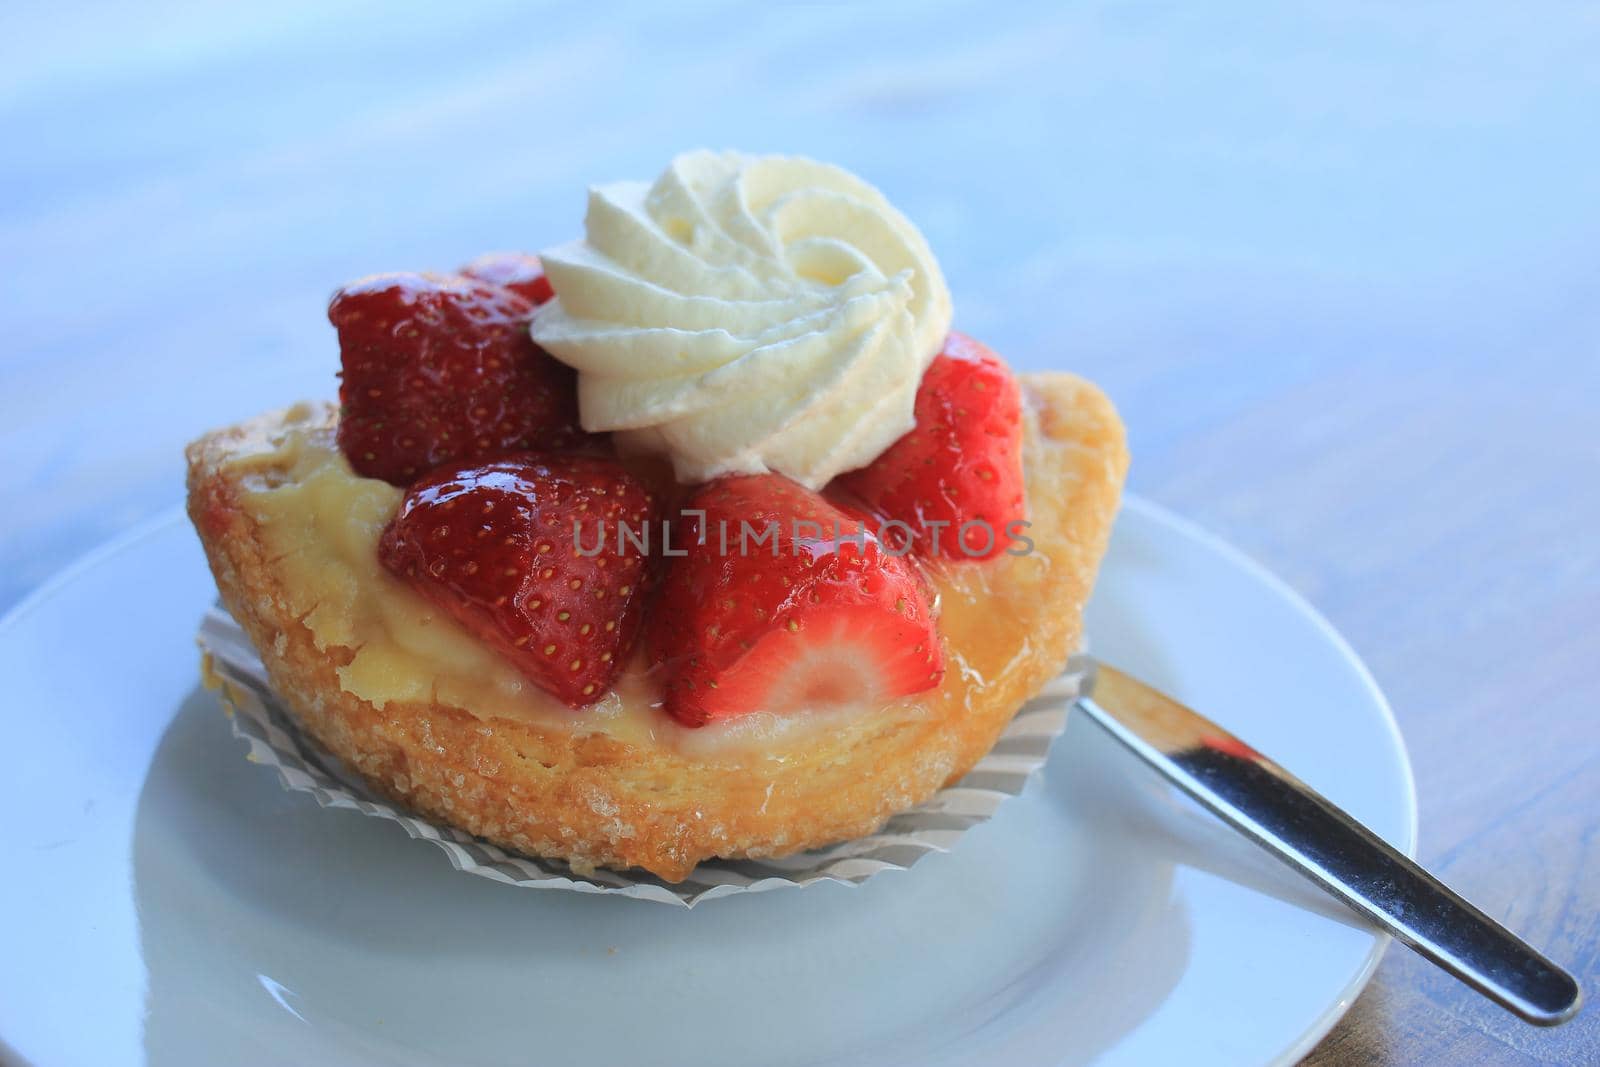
[2,3,1595,1062]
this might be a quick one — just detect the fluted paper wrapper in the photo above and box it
[198,606,1089,907]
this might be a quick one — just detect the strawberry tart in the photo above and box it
[187,150,1127,881]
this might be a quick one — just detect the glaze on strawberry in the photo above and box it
[649,475,943,727]
[459,252,556,305]
[378,454,655,707]
[330,272,586,486]
[840,331,1024,561]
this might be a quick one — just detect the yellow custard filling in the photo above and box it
[227,408,948,755]
[225,400,1064,757]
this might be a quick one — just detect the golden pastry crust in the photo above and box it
[186,373,1126,881]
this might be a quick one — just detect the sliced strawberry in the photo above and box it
[459,252,556,305]
[839,331,1024,561]
[331,272,587,486]
[650,475,942,727]
[378,454,654,707]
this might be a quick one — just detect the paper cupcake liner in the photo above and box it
[197,606,1090,907]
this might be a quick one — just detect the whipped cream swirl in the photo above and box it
[529,150,952,488]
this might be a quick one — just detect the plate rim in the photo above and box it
[0,495,1420,1067]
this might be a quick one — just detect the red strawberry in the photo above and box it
[839,331,1024,561]
[460,252,556,305]
[331,272,587,486]
[650,475,942,727]
[378,454,654,707]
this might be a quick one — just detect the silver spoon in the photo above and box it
[1078,663,1582,1026]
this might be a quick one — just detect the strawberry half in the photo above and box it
[839,331,1025,561]
[459,252,556,305]
[650,475,943,727]
[378,454,654,707]
[331,272,586,486]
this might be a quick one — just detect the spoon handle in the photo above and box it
[1078,663,1582,1026]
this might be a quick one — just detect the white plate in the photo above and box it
[0,497,1415,1067]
